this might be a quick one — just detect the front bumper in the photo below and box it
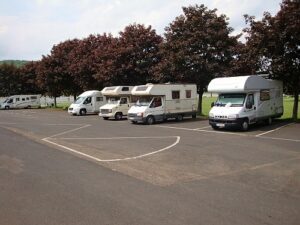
[68,108,79,115]
[128,113,146,123]
[209,118,244,129]
[99,112,114,118]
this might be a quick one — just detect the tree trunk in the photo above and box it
[73,94,77,102]
[292,88,299,121]
[197,90,204,115]
[54,96,57,108]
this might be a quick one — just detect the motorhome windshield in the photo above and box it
[107,97,120,104]
[216,93,246,107]
[135,96,153,106]
[75,97,85,104]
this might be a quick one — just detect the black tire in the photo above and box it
[103,117,109,120]
[192,114,196,119]
[241,119,249,131]
[79,109,86,116]
[27,105,31,109]
[115,112,122,120]
[146,116,155,125]
[176,114,183,122]
[131,121,137,124]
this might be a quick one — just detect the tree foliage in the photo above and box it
[244,0,300,120]
[154,4,238,114]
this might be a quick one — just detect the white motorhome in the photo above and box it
[128,83,198,124]
[0,95,41,109]
[99,86,134,120]
[207,75,283,131]
[68,90,106,116]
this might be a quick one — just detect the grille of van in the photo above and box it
[100,109,110,114]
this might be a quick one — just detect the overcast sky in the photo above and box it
[0,0,282,60]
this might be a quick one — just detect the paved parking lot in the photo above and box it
[0,109,299,225]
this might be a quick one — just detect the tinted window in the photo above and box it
[122,87,129,91]
[172,91,180,99]
[186,90,191,98]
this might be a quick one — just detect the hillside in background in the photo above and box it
[0,60,30,67]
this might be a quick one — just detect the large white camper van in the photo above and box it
[128,83,198,124]
[0,95,41,109]
[207,75,283,131]
[99,86,133,120]
[68,90,106,116]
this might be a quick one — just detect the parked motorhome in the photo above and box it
[0,95,41,109]
[99,86,134,120]
[68,90,106,116]
[207,75,283,131]
[128,84,198,124]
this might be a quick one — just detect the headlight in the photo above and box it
[228,114,239,119]
[108,109,112,113]
[209,112,214,118]
[137,112,144,117]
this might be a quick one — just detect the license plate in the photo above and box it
[216,123,225,128]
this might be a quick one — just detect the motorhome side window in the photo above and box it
[30,96,37,100]
[22,98,25,101]
[96,97,103,102]
[186,90,191,98]
[26,97,29,100]
[260,90,270,101]
[122,87,129,91]
[172,91,180,99]
[16,98,20,101]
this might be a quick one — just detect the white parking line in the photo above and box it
[41,124,181,162]
[156,125,248,136]
[43,136,180,162]
[193,126,211,130]
[45,124,91,139]
[255,123,295,137]
[257,136,300,143]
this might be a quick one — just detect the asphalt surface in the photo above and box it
[0,109,299,225]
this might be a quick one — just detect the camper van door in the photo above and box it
[245,93,257,123]
[149,97,164,120]
[83,96,93,113]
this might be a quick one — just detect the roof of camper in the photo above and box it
[131,83,196,95]
[207,75,280,93]
[79,90,101,97]
[101,86,133,96]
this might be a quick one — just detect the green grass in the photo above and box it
[201,96,300,121]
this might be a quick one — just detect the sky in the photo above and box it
[0,0,282,61]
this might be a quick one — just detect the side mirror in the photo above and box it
[211,102,215,107]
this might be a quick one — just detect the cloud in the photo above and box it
[0,0,282,60]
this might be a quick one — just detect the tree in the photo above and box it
[36,55,65,107]
[94,24,163,86]
[19,61,41,94]
[0,63,19,96]
[154,4,238,114]
[244,0,300,120]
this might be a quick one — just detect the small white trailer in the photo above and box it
[68,90,106,116]
[0,95,41,109]
[207,75,283,131]
[99,86,134,120]
[128,83,198,124]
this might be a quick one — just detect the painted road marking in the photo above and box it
[255,122,295,137]
[43,136,180,162]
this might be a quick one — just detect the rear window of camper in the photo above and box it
[96,97,103,102]
[186,90,191,98]
[172,91,180,99]
[30,96,37,100]
[260,90,270,101]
